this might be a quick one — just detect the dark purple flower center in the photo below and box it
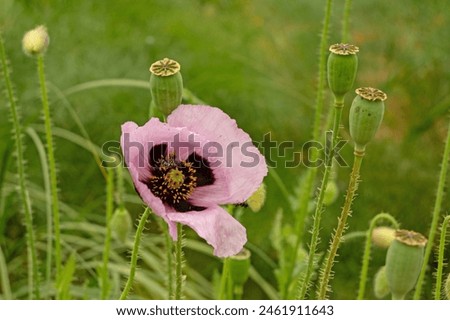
[142,143,215,212]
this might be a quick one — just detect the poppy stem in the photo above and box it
[435,215,450,300]
[119,207,151,299]
[1,34,40,299]
[297,100,343,299]
[219,258,231,299]
[37,54,62,295]
[317,151,364,299]
[174,223,185,300]
[414,117,450,299]
[357,213,399,300]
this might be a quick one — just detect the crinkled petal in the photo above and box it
[167,206,247,257]
[167,105,268,205]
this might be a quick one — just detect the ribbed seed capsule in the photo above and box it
[110,207,133,243]
[374,266,390,299]
[327,43,359,103]
[149,58,183,116]
[349,87,387,154]
[385,229,427,300]
[229,248,251,287]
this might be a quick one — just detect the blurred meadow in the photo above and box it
[0,0,449,299]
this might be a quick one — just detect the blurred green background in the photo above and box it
[1,0,449,299]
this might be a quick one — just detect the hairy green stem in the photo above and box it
[101,168,114,299]
[414,117,450,299]
[357,213,399,300]
[287,0,334,299]
[435,215,450,300]
[37,54,62,291]
[120,207,151,299]
[341,0,353,42]
[1,34,40,299]
[297,102,343,299]
[318,152,364,299]
[174,223,184,300]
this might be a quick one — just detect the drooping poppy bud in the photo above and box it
[22,25,49,56]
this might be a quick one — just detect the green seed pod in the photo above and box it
[385,229,427,300]
[22,25,49,56]
[372,226,396,249]
[327,43,359,103]
[445,273,450,300]
[246,183,266,212]
[149,58,183,116]
[229,248,251,287]
[349,87,387,154]
[374,266,390,299]
[110,207,133,243]
[323,180,339,206]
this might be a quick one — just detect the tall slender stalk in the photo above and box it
[297,102,343,299]
[341,0,353,43]
[357,213,399,299]
[288,0,334,298]
[435,215,450,300]
[101,168,114,299]
[317,152,364,299]
[37,54,62,290]
[120,207,151,299]
[219,258,231,300]
[0,244,12,299]
[1,33,40,299]
[174,223,185,300]
[414,117,450,299]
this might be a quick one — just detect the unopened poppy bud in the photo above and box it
[374,266,390,299]
[445,273,450,300]
[349,87,387,155]
[110,207,132,243]
[246,183,266,212]
[22,25,49,56]
[149,58,183,116]
[372,226,396,249]
[327,43,359,103]
[323,180,339,206]
[385,229,427,299]
[229,248,251,288]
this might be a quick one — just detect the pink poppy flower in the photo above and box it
[121,105,267,257]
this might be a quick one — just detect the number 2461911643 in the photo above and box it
[258,305,334,316]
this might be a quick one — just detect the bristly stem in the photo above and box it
[120,207,151,299]
[1,33,40,299]
[101,168,114,299]
[414,117,450,299]
[288,0,334,299]
[297,101,343,299]
[341,0,353,42]
[357,213,399,300]
[174,223,185,300]
[37,54,62,292]
[435,215,450,300]
[317,151,364,299]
